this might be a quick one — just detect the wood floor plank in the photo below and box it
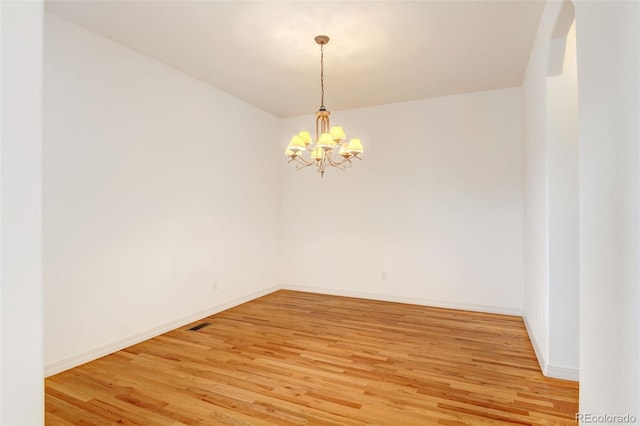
[45,290,578,425]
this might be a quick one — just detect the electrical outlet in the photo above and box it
[381,272,386,280]
[213,281,218,291]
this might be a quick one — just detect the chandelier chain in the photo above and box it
[320,44,325,110]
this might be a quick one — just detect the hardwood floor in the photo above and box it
[45,290,578,425]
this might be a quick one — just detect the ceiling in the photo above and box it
[45,1,545,118]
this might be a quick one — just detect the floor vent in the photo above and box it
[187,322,211,331]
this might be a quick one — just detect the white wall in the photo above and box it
[280,88,524,314]
[0,0,44,424]
[522,1,555,368]
[43,14,281,375]
[547,20,579,376]
[521,0,579,380]
[575,0,640,418]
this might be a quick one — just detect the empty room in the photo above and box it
[1,0,639,425]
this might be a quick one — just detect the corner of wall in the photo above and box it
[523,313,578,381]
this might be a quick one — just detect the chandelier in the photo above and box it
[285,35,364,177]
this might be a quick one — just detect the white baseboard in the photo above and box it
[545,364,579,381]
[281,284,524,316]
[523,315,579,382]
[523,315,548,374]
[44,285,280,377]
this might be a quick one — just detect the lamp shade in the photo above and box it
[284,148,300,158]
[346,138,364,154]
[330,126,346,141]
[287,135,306,152]
[317,132,337,150]
[338,144,352,158]
[298,131,312,146]
[310,146,325,160]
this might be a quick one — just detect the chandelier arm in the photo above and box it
[288,155,314,168]
[325,153,340,167]
[326,153,352,167]
[294,156,314,166]
[331,163,349,171]
[328,159,351,171]
[295,161,314,170]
